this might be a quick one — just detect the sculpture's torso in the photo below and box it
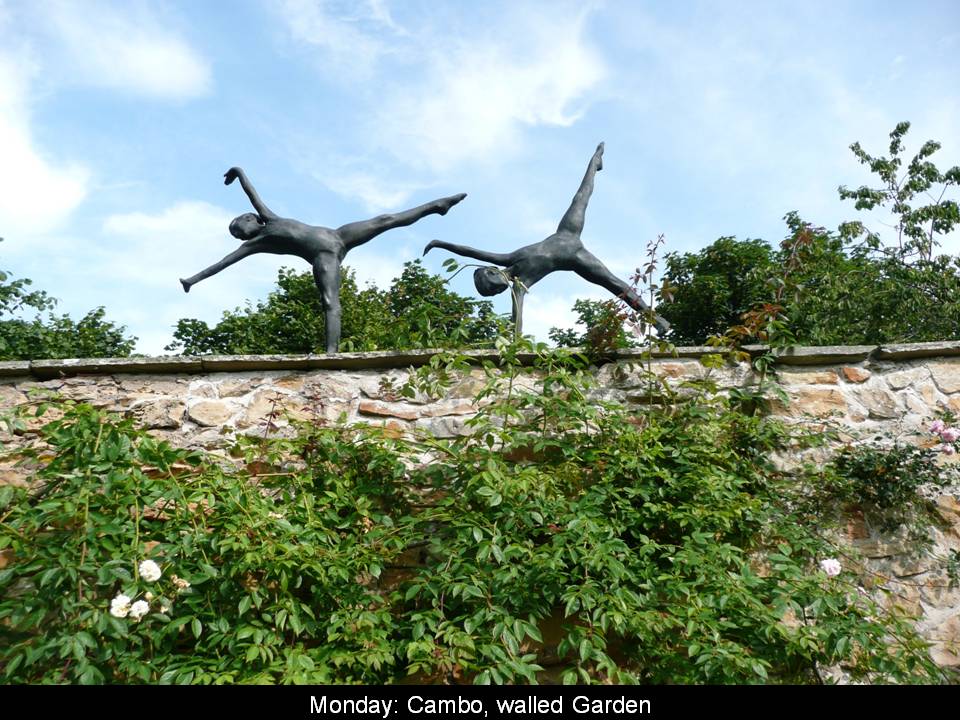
[251,217,345,263]
[508,231,585,287]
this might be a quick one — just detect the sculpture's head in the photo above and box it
[229,212,263,240]
[473,266,510,296]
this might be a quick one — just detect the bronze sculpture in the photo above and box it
[180,167,466,352]
[424,143,670,335]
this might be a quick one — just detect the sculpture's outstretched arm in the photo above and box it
[423,239,515,266]
[224,167,278,220]
[180,243,260,293]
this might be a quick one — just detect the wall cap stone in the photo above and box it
[1,341,958,379]
[875,341,960,360]
[0,361,31,377]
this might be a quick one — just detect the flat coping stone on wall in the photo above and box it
[0,361,31,378]
[875,341,960,361]
[6,342,960,379]
[30,356,203,379]
[766,345,876,365]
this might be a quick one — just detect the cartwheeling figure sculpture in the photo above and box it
[424,143,670,335]
[181,167,466,352]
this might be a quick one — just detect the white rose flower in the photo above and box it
[110,593,132,618]
[129,600,150,621]
[819,558,842,577]
[139,559,162,582]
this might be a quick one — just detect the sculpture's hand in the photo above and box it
[423,239,439,256]
[224,167,242,185]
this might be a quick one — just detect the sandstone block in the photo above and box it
[840,366,871,383]
[778,369,839,385]
[857,388,902,420]
[0,384,26,408]
[238,390,311,428]
[188,401,237,427]
[188,382,218,399]
[0,466,30,487]
[775,388,848,418]
[929,359,960,394]
[417,416,471,438]
[885,366,931,391]
[117,377,188,395]
[218,377,264,397]
[137,399,186,429]
[421,401,479,418]
[358,399,421,421]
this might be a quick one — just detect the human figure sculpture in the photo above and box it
[180,167,466,352]
[423,143,670,336]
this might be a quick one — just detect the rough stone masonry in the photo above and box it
[2,342,960,671]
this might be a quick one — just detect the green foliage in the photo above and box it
[838,120,960,262]
[655,124,960,347]
[0,241,136,360]
[167,260,499,355]
[659,237,776,346]
[829,441,949,533]
[0,336,949,684]
[548,299,634,351]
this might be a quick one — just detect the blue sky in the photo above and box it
[1,0,958,354]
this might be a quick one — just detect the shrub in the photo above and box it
[0,339,949,684]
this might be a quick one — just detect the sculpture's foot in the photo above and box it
[437,193,467,216]
[180,279,191,293]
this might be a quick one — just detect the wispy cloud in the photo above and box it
[274,1,605,176]
[0,48,89,235]
[35,0,211,100]
[273,0,405,80]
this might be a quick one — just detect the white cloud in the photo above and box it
[38,0,211,99]
[274,0,403,80]
[373,10,605,173]
[102,201,244,287]
[0,51,89,235]
[310,167,420,213]
[276,2,605,174]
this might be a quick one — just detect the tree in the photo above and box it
[657,237,776,345]
[166,260,500,355]
[605,122,960,347]
[549,299,635,350]
[1,241,136,360]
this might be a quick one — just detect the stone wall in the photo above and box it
[2,342,960,672]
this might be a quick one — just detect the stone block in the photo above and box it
[778,369,839,385]
[117,377,189,395]
[188,400,238,427]
[775,388,848,418]
[929,358,960,394]
[840,366,871,383]
[885,366,932,391]
[137,398,186,429]
[358,399,421,421]
[876,341,960,360]
[856,388,902,420]
[420,401,479,418]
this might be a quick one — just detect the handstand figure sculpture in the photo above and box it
[424,143,670,335]
[181,167,466,352]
